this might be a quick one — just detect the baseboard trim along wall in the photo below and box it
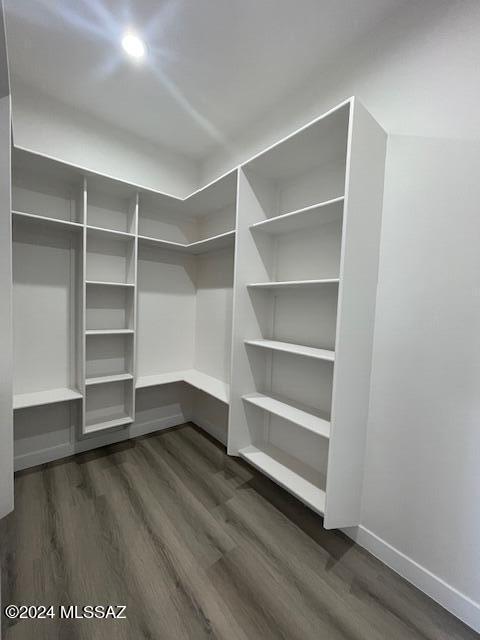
[343,525,480,634]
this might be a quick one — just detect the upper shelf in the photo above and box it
[12,210,83,231]
[14,387,82,410]
[245,339,335,362]
[138,230,235,254]
[249,196,344,235]
[247,279,339,290]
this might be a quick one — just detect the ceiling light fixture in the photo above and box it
[121,32,146,59]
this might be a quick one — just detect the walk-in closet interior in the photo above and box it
[11,97,385,529]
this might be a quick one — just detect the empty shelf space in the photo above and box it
[84,414,133,435]
[138,230,235,254]
[12,210,83,230]
[249,196,344,235]
[136,369,229,403]
[245,339,335,362]
[86,373,133,386]
[14,387,82,410]
[87,225,135,240]
[86,280,135,288]
[239,443,326,515]
[86,329,135,335]
[247,278,339,290]
[242,392,330,438]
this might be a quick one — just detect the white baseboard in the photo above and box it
[343,525,480,634]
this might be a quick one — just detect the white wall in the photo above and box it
[202,0,480,181]
[12,81,200,197]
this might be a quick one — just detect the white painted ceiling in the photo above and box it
[5,0,403,160]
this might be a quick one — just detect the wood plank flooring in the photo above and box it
[1,423,477,640]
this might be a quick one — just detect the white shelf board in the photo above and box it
[87,226,135,240]
[242,392,330,439]
[12,210,83,230]
[85,280,135,288]
[239,443,326,516]
[14,387,82,410]
[85,329,135,336]
[86,373,133,386]
[244,339,335,362]
[136,369,229,403]
[183,369,230,403]
[249,196,344,235]
[84,414,133,434]
[138,230,235,254]
[136,371,184,389]
[247,278,339,290]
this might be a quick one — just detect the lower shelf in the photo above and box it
[84,413,133,435]
[14,387,82,410]
[238,443,326,516]
[242,392,330,439]
[136,369,229,403]
[86,373,133,386]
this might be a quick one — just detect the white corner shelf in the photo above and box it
[138,230,235,254]
[12,210,83,230]
[136,369,230,403]
[85,280,135,288]
[84,414,133,435]
[244,339,335,362]
[14,387,83,410]
[87,226,135,240]
[242,392,330,439]
[238,443,326,516]
[249,196,344,235]
[85,329,135,336]
[247,278,339,290]
[86,373,134,386]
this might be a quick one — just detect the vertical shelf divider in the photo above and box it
[80,176,88,434]
[130,192,139,422]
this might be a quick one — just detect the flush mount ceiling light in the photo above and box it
[121,32,146,59]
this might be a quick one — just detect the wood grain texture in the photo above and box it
[1,423,477,640]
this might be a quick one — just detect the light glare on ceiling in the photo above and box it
[122,32,146,59]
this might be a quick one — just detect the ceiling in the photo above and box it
[5,0,403,161]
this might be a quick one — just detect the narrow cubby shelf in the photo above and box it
[84,414,133,435]
[244,339,335,362]
[138,230,235,254]
[242,392,330,439]
[13,387,83,410]
[135,369,230,404]
[86,329,135,335]
[86,226,135,240]
[86,373,134,386]
[85,280,135,288]
[12,210,83,230]
[249,196,344,235]
[247,278,339,290]
[238,443,326,516]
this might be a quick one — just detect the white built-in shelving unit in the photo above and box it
[11,97,385,529]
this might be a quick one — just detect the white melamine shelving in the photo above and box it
[12,210,83,230]
[136,369,230,404]
[249,196,345,235]
[13,387,83,410]
[242,392,330,438]
[238,443,326,515]
[86,373,134,386]
[245,339,335,362]
[138,230,235,254]
[12,98,385,529]
[85,280,135,288]
[247,279,339,290]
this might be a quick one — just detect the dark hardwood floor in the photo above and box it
[1,423,477,640]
